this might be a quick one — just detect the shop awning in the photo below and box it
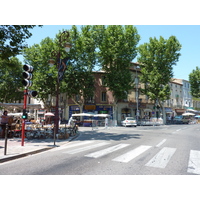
[72,113,94,117]
[165,107,173,113]
[186,108,199,114]
[144,109,152,112]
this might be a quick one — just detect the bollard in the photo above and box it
[4,124,8,155]
[65,122,67,139]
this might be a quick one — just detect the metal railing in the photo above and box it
[137,118,164,126]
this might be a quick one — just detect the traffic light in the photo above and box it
[22,64,33,87]
[28,90,38,97]
[22,109,28,119]
[22,64,38,97]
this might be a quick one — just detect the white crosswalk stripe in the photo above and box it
[65,142,110,154]
[187,150,200,175]
[156,139,167,147]
[51,141,96,152]
[85,143,130,158]
[112,145,152,163]
[62,140,200,174]
[145,147,176,168]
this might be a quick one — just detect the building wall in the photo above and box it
[57,70,197,123]
[172,79,192,108]
[66,71,114,121]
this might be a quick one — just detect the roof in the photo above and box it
[0,103,41,110]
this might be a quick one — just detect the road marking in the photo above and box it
[187,150,200,174]
[145,147,176,168]
[156,139,167,147]
[112,145,152,163]
[52,141,96,152]
[85,143,130,158]
[65,142,110,154]
[62,141,95,148]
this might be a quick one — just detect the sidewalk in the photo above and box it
[0,126,123,163]
[0,132,80,163]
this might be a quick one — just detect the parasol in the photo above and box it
[182,112,195,116]
[45,112,55,116]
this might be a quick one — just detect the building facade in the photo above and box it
[4,64,200,124]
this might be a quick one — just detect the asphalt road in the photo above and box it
[1,124,200,175]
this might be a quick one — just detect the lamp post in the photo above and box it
[49,31,71,146]
[135,65,140,124]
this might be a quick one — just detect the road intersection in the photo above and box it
[0,124,199,175]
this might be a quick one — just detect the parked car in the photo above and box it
[173,116,183,124]
[173,115,190,124]
[121,117,137,127]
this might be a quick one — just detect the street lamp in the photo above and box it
[48,31,71,146]
[135,65,140,124]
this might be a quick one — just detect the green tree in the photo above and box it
[93,25,140,119]
[0,25,42,60]
[0,57,23,102]
[23,36,60,110]
[189,66,200,98]
[63,25,96,112]
[137,36,182,123]
[23,26,96,112]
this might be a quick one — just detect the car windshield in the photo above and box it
[126,117,135,120]
[174,116,182,119]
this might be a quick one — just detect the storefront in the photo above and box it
[175,109,185,116]
[165,107,173,117]
[121,107,131,120]
[69,104,113,119]
[143,108,152,119]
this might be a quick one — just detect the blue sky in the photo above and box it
[18,25,200,81]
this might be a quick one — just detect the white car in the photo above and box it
[121,117,137,127]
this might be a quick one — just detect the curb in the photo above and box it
[0,147,53,163]
[0,132,80,164]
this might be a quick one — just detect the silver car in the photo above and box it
[121,117,137,127]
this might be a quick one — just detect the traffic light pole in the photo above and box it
[21,88,28,146]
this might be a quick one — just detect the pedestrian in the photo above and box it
[105,117,108,129]
[1,110,9,138]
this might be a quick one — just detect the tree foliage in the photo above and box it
[94,25,140,101]
[23,25,96,110]
[137,36,182,106]
[0,25,42,59]
[64,25,96,106]
[23,37,57,109]
[0,57,23,102]
[189,66,200,98]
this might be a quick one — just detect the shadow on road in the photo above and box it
[76,130,142,141]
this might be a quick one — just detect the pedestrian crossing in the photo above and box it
[145,147,176,168]
[63,140,200,175]
[85,143,130,158]
[112,145,152,163]
[66,142,110,154]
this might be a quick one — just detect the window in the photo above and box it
[75,95,80,102]
[101,76,106,86]
[86,96,94,103]
[101,92,106,102]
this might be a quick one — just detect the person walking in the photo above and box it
[1,111,9,138]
